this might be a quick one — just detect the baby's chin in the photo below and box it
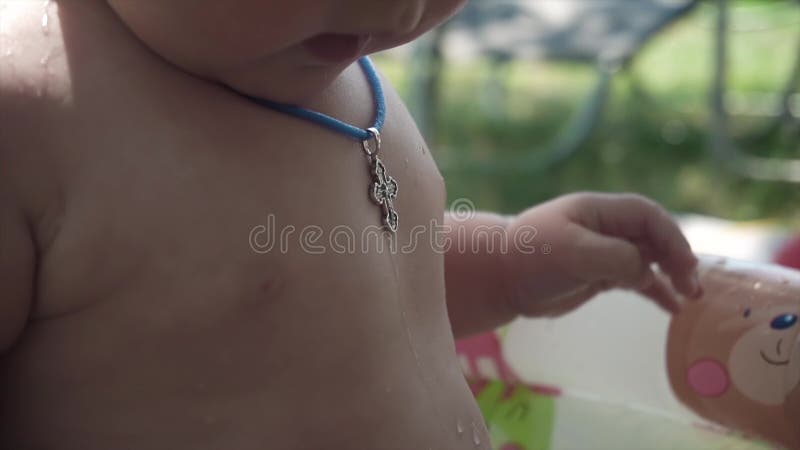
[211,32,412,104]
[215,58,352,105]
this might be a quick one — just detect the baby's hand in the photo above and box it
[501,193,701,317]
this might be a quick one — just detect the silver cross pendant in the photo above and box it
[362,128,399,233]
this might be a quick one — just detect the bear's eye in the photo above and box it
[743,308,752,318]
[770,314,798,330]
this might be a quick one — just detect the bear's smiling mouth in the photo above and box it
[760,350,790,366]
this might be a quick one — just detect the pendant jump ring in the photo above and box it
[362,127,381,157]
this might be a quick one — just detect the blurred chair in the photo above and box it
[710,0,800,182]
[409,0,701,173]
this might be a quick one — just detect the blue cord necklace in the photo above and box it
[243,57,399,233]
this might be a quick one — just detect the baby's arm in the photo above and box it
[444,211,515,338]
[444,193,700,339]
[0,201,34,353]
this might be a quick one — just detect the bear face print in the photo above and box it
[667,256,800,450]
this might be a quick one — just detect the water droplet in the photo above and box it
[40,51,51,66]
[4,49,11,57]
[456,419,464,435]
[753,281,763,290]
[41,0,51,34]
[780,278,789,285]
[472,422,481,446]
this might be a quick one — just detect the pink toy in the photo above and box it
[455,331,562,399]
[667,256,800,449]
[456,331,519,384]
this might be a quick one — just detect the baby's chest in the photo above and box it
[35,108,447,320]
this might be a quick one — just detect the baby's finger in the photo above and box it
[638,238,700,300]
[639,274,681,314]
[573,194,700,298]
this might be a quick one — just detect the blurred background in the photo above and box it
[373,0,800,225]
[377,4,800,447]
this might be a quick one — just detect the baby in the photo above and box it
[0,1,701,449]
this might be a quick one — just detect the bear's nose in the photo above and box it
[770,314,798,330]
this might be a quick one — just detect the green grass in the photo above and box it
[374,1,800,224]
